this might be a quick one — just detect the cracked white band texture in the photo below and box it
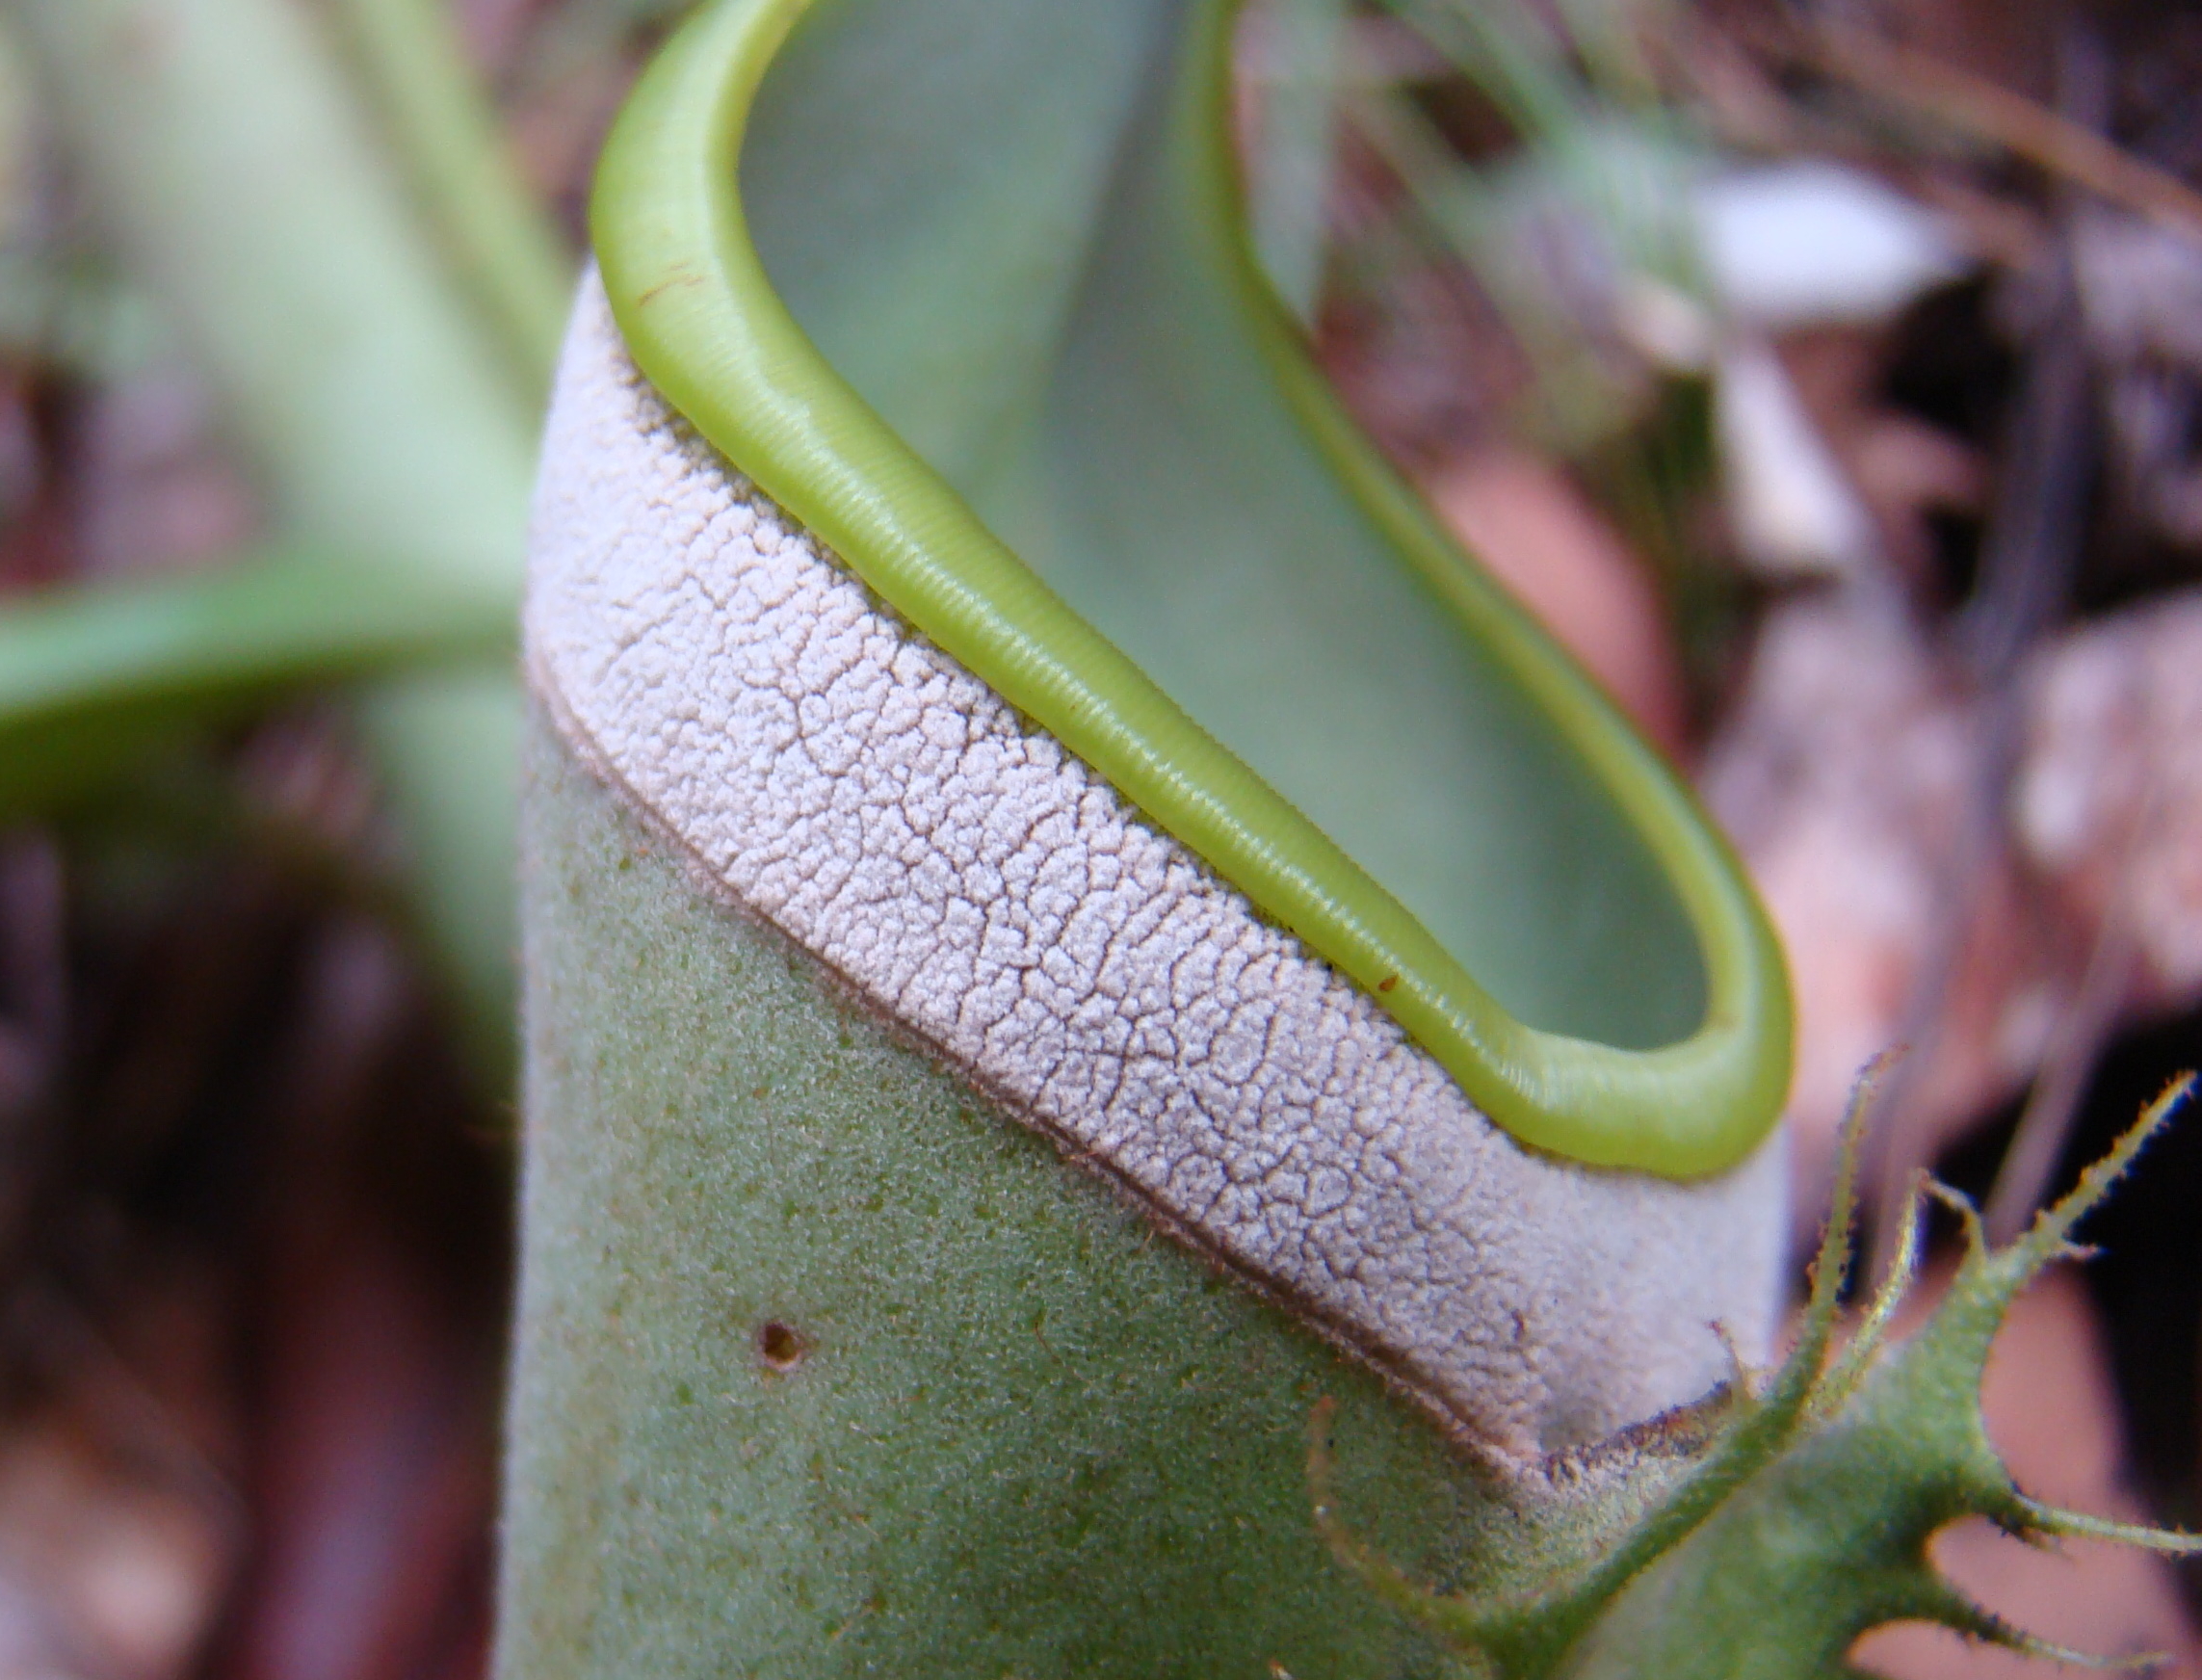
[526,273,1787,1460]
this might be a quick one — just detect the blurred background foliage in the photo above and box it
[2,0,2202,1673]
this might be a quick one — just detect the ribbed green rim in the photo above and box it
[588,0,1792,1175]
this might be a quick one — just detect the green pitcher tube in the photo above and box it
[498,0,1792,1671]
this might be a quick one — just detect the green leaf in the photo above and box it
[1244,0,1350,325]
[325,0,577,398]
[10,0,542,1069]
[0,556,512,817]
[589,0,1791,1175]
[1317,1070,2202,1678]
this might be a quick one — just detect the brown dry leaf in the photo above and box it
[1775,325,1990,593]
[200,924,501,1680]
[1871,0,2060,109]
[2017,593,2202,1013]
[0,1415,229,1680]
[0,1269,241,1680]
[1703,587,2202,1233]
[1704,591,1989,1220]
[1426,443,1691,758]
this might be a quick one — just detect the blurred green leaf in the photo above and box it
[10,0,544,1073]
[0,557,511,817]
[1245,0,1350,325]
[328,0,576,399]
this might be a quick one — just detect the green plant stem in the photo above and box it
[1247,0,1348,325]
[8,0,539,1078]
[327,0,575,398]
